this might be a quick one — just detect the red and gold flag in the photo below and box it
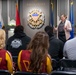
[16,2,21,26]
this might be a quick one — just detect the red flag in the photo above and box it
[16,3,21,26]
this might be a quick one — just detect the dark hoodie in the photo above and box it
[6,32,31,56]
[49,35,64,60]
[45,26,64,60]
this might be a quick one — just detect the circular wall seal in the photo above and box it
[27,9,45,29]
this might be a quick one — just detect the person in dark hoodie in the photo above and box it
[6,25,31,56]
[44,26,64,60]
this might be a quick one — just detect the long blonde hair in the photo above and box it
[0,29,6,49]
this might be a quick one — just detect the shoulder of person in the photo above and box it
[65,19,71,23]
[6,51,13,60]
[47,54,51,59]
[6,51,12,56]
[21,50,31,54]
[7,36,14,41]
[23,35,31,41]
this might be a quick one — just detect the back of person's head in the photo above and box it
[14,25,24,33]
[44,26,53,37]
[2,25,5,30]
[0,29,6,49]
[27,31,49,72]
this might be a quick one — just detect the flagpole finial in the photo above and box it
[16,1,18,10]
[51,2,53,9]
[71,1,73,5]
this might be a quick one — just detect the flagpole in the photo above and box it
[49,0,51,26]
[67,0,69,19]
[0,0,4,27]
[69,0,74,39]
[16,0,18,11]
[50,0,54,27]
[7,0,10,25]
[0,0,2,22]
[0,0,1,25]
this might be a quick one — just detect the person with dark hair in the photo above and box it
[45,26,64,60]
[54,14,72,43]
[18,31,52,74]
[14,25,24,33]
[6,25,31,56]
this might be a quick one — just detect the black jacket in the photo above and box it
[49,36,64,60]
[6,32,31,56]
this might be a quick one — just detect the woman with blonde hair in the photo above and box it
[54,14,72,43]
[0,29,13,73]
[18,31,52,74]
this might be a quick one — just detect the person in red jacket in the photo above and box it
[0,29,13,73]
[18,31,52,74]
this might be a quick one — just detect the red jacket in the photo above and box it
[20,50,47,73]
[0,49,8,70]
